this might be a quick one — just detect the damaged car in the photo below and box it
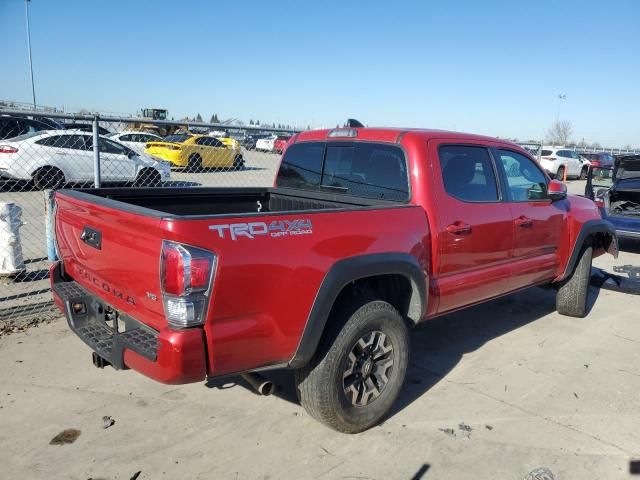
[586,154,640,240]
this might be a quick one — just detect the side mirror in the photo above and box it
[548,179,567,201]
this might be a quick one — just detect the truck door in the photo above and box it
[493,148,563,288]
[429,142,515,313]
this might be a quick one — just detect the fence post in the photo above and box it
[93,114,101,187]
[44,189,57,261]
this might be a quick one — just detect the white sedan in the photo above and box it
[0,130,171,189]
[107,131,163,156]
[255,134,277,152]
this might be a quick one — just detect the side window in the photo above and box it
[439,145,499,202]
[101,139,127,155]
[119,134,133,142]
[540,149,553,157]
[276,141,324,190]
[46,135,88,150]
[36,135,62,147]
[322,143,409,201]
[498,150,548,201]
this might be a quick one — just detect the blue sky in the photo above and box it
[1,0,639,146]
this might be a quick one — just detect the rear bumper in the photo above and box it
[50,262,206,384]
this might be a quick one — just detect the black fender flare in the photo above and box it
[288,253,427,369]
[559,219,618,281]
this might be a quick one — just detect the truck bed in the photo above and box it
[54,186,425,377]
[61,187,400,218]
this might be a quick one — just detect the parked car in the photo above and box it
[0,130,170,189]
[64,122,111,136]
[0,115,57,140]
[273,135,292,154]
[585,154,640,239]
[50,126,617,433]
[539,147,587,180]
[255,134,278,152]
[107,131,163,156]
[144,134,244,170]
[580,152,615,169]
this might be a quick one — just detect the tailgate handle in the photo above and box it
[80,226,102,250]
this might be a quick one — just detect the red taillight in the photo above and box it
[595,198,605,208]
[162,244,186,295]
[161,241,217,328]
[161,241,215,296]
[0,145,18,154]
[591,160,601,167]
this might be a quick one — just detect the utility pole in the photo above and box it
[24,0,37,110]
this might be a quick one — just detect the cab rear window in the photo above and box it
[276,141,409,201]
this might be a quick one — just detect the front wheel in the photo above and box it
[556,246,593,317]
[187,153,202,171]
[295,298,409,433]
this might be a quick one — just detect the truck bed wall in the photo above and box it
[77,187,390,216]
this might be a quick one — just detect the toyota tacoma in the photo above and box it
[51,126,618,433]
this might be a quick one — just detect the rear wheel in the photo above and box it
[556,246,593,317]
[187,153,202,171]
[135,168,162,187]
[556,166,565,181]
[579,166,588,180]
[233,154,245,170]
[295,296,409,433]
[32,166,65,190]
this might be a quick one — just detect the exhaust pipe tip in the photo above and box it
[241,373,274,396]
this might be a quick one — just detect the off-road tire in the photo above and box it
[187,153,202,171]
[556,246,593,317]
[32,166,65,190]
[295,297,409,433]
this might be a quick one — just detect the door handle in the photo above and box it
[514,216,533,228]
[56,152,67,155]
[446,221,472,235]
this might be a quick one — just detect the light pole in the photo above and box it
[556,94,566,123]
[24,0,36,110]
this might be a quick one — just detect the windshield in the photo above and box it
[163,134,191,143]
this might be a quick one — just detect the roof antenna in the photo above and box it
[345,119,365,128]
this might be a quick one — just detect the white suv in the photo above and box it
[539,147,588,180]
[0,130,171,189]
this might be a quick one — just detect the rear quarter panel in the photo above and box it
[167,205,430,376]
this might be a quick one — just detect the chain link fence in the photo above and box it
[0,109,297,325]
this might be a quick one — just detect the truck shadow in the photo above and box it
[207,285,602,423]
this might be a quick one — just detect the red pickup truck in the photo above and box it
[51,127,618,433]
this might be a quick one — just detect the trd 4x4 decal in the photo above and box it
[209,219,313,240]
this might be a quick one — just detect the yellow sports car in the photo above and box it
[145,134,244,170]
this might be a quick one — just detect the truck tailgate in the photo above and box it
[55,191,168,331]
